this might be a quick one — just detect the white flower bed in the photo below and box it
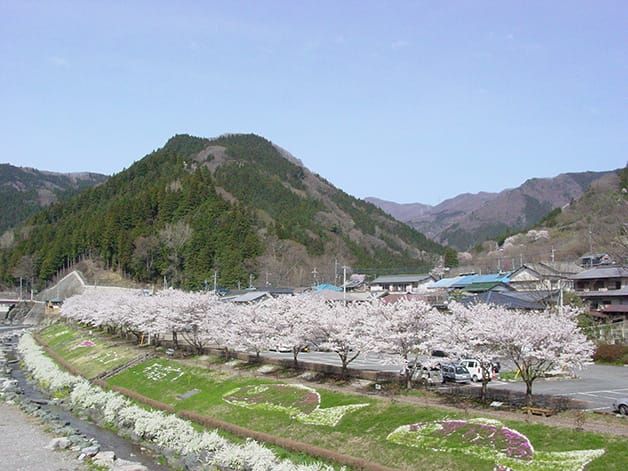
[18,333,333,471]
[142,363,184,382]
[17,333,81,391]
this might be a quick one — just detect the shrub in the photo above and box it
[593,343,628,364]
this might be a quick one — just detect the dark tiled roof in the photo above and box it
[572,266,628,280]
[461,291,545,310]
[372,274,433,284]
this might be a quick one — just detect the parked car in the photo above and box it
[269,345,292,353]
[459,359,497,382]
[612,397,628,415]
[431,350,448,358]
[440,363,471,384]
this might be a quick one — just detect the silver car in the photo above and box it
[612,398,628,415]
[441,363,471,384]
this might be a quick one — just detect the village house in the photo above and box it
[508,262,583,291]
[370,274,435,294]
[572,266,628,328]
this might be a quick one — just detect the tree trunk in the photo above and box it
[525,380,533,405]
[172,330,178,348]
[292,347,299,370]
[481,380,488,402]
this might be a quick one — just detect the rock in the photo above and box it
[113,459,148,471]
[68,434,84,445]
[182,452,200,469]
[81,445,100,457]
[45,437,71,450]
[0,378,18,392]
[93,450,116,467]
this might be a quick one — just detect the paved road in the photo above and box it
[262,350,404,373]
[263,351,628,411]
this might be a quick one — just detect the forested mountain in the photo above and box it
[0,164,107,233]
[0,134,444,289]
[368,169,616,250]
[467,167,628,271]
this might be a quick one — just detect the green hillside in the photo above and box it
[0,164,107,234]
[0,134,443,289]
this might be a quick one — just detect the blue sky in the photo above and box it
[1,1,626,205]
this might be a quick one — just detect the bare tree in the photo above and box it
[159,221,192,286]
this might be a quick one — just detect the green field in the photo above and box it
[39,323,628,471]
[38,323,143,379]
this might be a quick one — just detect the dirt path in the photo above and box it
[0,402,86,471]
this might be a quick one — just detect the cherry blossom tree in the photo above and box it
[431,302,500,400]
[317,301,378,379]
[434,302,595,404]
[490,305,594,404]
[372,299,439,388]
[266,295,325,369]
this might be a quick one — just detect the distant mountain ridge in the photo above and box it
[468,168,628,271]
[0,163,107,233]
[367,169,617,250]
[0,134,444,289]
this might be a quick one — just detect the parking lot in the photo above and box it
[473,364,628,411]
[263,351,628,411]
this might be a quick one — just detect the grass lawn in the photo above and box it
[107,357,628,471]
[39,323,628,470]
[39,323,144,379]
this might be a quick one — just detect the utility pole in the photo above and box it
[249,273,254,289]
[342,265,349,306]
[588,224,593,254]
[551,247,555,263]
[213,270,218,293]
[311,267,318,286]
[334,258,339,286]
[519,253,523,268]
[19,277,23,300]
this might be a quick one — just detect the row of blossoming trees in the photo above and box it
[61,288,594,403]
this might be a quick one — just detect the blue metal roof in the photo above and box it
[429,277,462,288]
[451,273,511,288]
[429,273,512,290]
[314,283,342,292]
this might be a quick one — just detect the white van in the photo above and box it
[459,359,495,382]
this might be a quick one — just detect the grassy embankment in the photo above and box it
[39,323,628,471]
